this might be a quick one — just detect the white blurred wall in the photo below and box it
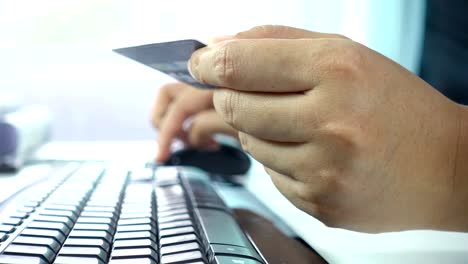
[0,0,425,140]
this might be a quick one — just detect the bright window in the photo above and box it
[0,0,425,140]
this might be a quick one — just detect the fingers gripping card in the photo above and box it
[114,40,214,89]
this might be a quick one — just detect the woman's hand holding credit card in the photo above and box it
[116,25,468,233]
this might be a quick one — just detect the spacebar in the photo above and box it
[197,208,251,247]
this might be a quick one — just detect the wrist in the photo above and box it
[419,103,468,231]
[455,105,468,175]
[455,105,468,198]
[447,104,468,231]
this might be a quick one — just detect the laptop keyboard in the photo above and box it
[0,163,264,264]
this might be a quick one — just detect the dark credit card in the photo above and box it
[113,39,214,89]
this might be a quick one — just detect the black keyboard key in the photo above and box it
[160,250,204,264]
[54,256,104,264]
[160,234,198,246]
[77,217,115,225]
[33,215,73,228]
[53,193,88,202]
[197,209,250,247]
[8,211,29,219]
[159,220,192,230]
[156,185,184,196]
[123,195,152,202]
[113,239,156,249]
[44,204,80,212]
[73,223,115,234]
[116,224,154,233]
[85,201,120,208]
[17,206,35,214]
[21,228,66,244]
[120,207,153,215]
[13,236,61,253]
[194,201,226,211]
[0,218,23,226]
[160,226,195,238]
[0,232,8,242]
[40,209,77,221]
[48,200,84,207]
[0,254,47,264]
[193,197,223,205]
[121,206,153,212]
[27,221,70,236]
[211,244,263,262]
[23,201,41,208]
[215,255,262,264]
[158,208,188,217]
[117,218,153,226]
[108,258,157,264]
[58,247,107,262]
[63,238,110,252]
[157,198,186,206]
[114,231,156,242]
[154,167,179,184]
[80,211,116,219]
[157,191,185,199]
[68,230,113,244]
[110,248,158,262]
[119,213,153,220]
[83,206,117,213]
[161,242,200,255]
[158,213,191,223]
[3,244,55,263]
[0,224,15,233]
[122,198,153,205]
[158,202,187,212]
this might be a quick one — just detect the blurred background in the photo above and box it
[0,0,425,141]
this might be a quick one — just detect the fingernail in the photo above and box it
[187,60,196,80]
[155,149,164,162]
[154,156,162,163]
[205,141,220,151]
[156,152,168,163]
[187,49,202,81]
[155,140,165,162]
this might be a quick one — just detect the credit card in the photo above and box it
[113,39,214,89]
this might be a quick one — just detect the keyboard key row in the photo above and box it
[109,183,158,263]
[56,168,129,264]
[155,182,211,264]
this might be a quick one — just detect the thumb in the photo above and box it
[188,110,238,148]
[206,25,345,50]
[235,25,345,39]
